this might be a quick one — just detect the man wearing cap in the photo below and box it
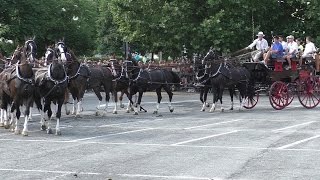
[284,35,298,70]
[264,36,284,65]
[300,36,317,66]
[246,31,269,62]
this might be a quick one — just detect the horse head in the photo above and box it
[24,37,37,63]
[55,40,67,63]
[10,45,25,65]
[45,45,56,66]
[202,47,219,64]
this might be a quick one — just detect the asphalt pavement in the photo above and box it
[0,91,320,180]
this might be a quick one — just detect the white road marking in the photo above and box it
[273,121,315,132]
[118,173,215,180]
[171,130,238,145]
[277,135,320,149]
[0,168,101,175]
[70,128,154,142]
[0,139,73,143]
[184,119,243,130]
[99,118,163,127]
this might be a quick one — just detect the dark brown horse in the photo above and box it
[65,50,90,116]
[88,64,117,114]
[0,46,35,136]
[34,59,68,135]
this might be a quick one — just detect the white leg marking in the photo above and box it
[72,99,76,115]
[56,118,61,135]
[209,103,216,113]
[76,100,82,115]
[22,116,29,136]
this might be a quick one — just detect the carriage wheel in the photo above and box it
[243,91,259,109]
[286,83,295,106]
[269,81,289,110]
[297,77,320,109]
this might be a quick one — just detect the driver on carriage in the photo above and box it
[246,31,269,62]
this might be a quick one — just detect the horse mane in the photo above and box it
[68,49,78,61]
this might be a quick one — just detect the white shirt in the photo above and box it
[281,41,288,51]
[287,41,299,54]
[302,42,316,57]
[248,38,269,51]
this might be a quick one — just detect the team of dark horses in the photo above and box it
[0,38,180,136]
[0,38,257,136]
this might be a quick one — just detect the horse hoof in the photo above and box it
[120,104,125,108]
[41,125,46,131]
[130,108,134,111]
[126,110,130,113]
[66,110,71,115]
[200,109,205,112]
[4,124,10,129]
[14,129,20,135]
[22,130,28,136]
[206,103,210,107]
[113,111,117,114]
[221,108,225,112]
[28,117,33,122]
[47,128,53,134]
[230,107,233,110]
[95,111,99,116]
[134,112,138,115]
[71,111,76,115]
[81,107,84,112]
[0,122,4,127]
[55,130,61,136]
[170,108,174,113]
[153,111,158,114]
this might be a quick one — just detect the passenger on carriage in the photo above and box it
[279,35,288,54]
[246,31,269,62]
[263,36,284,65]
[301,36,317,61]
[284,35,298,70]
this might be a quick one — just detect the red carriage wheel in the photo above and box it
[297,77,320,109]
[269,81,289,110]
[243,91,259,109]
[286,83,295,106]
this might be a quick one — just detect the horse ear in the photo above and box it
[33,35,36,40]
[62,37,65,42]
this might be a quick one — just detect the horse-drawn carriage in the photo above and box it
[237,50,320,110]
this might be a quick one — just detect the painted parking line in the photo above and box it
[70,128,154,142]
[277,135,320,149]
[0,168,101,175]
[117,173,216,180]
[184,119,243,130]
[272,121,315,132]
[171,130,238,145]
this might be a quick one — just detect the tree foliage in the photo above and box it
[0,0,319,58]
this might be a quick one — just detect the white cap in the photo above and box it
[256,32,265,37]
[287,35,294,39]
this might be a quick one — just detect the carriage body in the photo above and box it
[242,55,320,110]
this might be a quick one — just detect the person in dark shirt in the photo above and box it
[264,36,284,65]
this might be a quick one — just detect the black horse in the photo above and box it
[202,48,252,112]
[34,59,68,135]
[193,53,212,111]
[66,50,90,116]
[0,46,35,136]
[127,60,180,115]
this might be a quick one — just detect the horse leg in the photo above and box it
[119,90,125,108]
[163,85,174,113]
[134,90,143,115]
[72,99,76,115]
[113,91,118,114]
[76,98,82,116]
[200,87,205,111]
[28,108,32,121]
[154,88,162,114]
[219,86,224,112]
[205,87,210,107]
[93,87,103,110]
[14,104,21,135]
[229,87,234,110]
[55,99,63,135]
[209,87,217,113]
[22,100,32,136]
[126,90,134,113]
[103,84,112,112]
[44,100,53,134]
[0,109,3,127]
